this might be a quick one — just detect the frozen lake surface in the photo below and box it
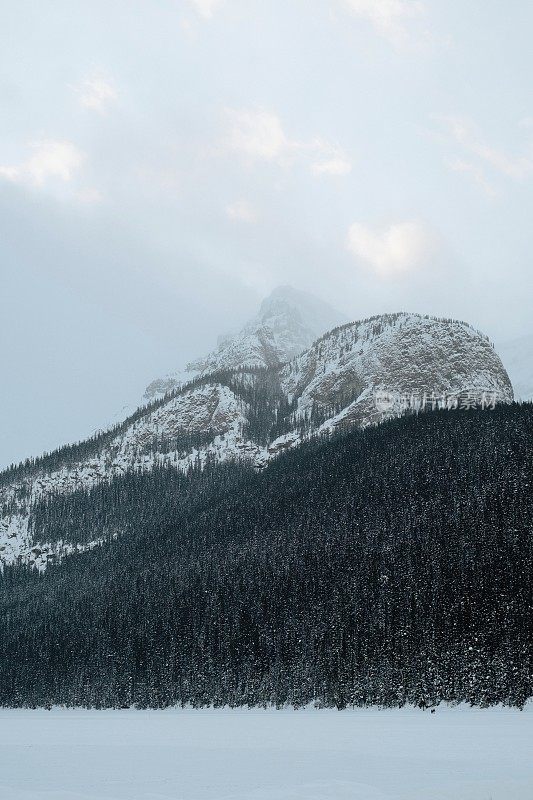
[0,706,532,799]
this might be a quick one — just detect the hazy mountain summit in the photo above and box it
[144,286,346,400]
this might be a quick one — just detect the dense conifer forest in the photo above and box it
[1,403,532,709]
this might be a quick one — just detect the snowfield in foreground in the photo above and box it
[0,707,532,800]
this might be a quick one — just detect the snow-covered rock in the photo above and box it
[282,313,513,431]
[0,382,263,568]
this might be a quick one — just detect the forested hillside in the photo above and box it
[1,403,532,709]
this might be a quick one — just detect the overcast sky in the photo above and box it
[2,0,533,468]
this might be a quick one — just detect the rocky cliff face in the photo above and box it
[281,313,513,432]
[0,301,513,569]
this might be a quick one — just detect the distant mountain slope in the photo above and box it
[143,285,347,400]
[497,334,533,402]
[0,310,513,569]
[1,404,532,709]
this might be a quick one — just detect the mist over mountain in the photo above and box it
[497,334,533,402]
[144,286,347,400]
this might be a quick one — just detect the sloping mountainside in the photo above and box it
[143,285,347,400]
[1,404,532,709]
[0,312,513,568]
[497,333,533,402]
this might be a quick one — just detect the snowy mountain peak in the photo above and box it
[144,286,346,400]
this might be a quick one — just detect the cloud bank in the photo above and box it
[347,221,434,278]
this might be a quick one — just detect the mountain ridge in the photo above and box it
[0,301,513,570]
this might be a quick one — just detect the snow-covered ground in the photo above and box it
[0,706,532,800]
